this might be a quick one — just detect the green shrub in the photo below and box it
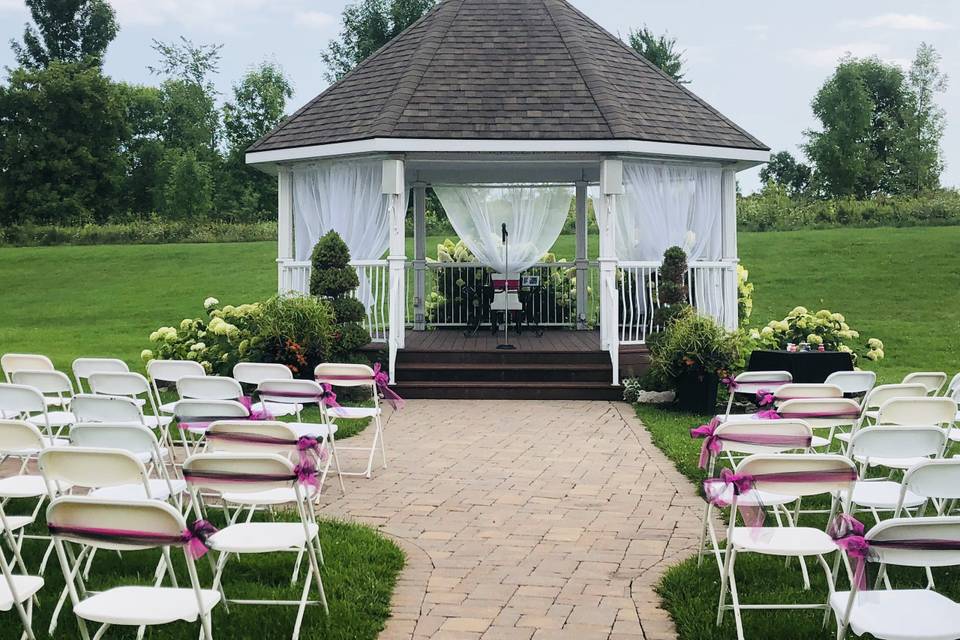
[331,297,366,324]
[0,219,277,247]
[650,307,739,391]
[253,295,336,378]
[309,230,372,361]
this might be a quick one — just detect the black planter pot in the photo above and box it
[677,370,719,414]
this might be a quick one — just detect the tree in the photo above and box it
[11,0,118,69]
[149,37,223,94]
[161,149,213,218]
[899,43,948,193]
[222,62,293,159]
[321,0,435,82]
[627,26,687,83]
[759,151,812,197]
[804,55,909,198]
[0,61,127,224]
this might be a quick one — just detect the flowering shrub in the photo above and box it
[142,297,261,375]
[749,307,885,362]
[737,265,754,325]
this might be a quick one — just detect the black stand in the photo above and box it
[497,223,515,350]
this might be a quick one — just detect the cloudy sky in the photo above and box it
[1,0,957,192]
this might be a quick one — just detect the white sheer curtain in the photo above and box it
[616,162,722,261]
[433,185,573,273]
[291,159,398,307]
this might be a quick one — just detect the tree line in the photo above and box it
[0,0,293,226]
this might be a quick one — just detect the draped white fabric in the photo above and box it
[433,186,573,273]
[616,162,723,262]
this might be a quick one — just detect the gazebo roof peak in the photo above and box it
[248,0,768,157]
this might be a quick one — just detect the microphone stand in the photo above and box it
[497,223,515,350]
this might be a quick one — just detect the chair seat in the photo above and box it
[208,522,319,553]
[89,479,187,502]
[730,526,837,556]
[0,474,50,499]
[143,415,173,429]
[0,575,43,611]
[158,400,178,414]
[855,455,933,470]
[252,401,300,418]
[834,432,852,444]
[43,396,68,408]
[810,435,830,448]
[328,406,380,420]
[830,589,960,640]
[134,448,170,464]
[27,411,75,428]
[8,437,71,457]
[74,585,220,626]
[849,480,925,510]
[222,486,319,506]
[287,423,337,439]
[0,515,35,534]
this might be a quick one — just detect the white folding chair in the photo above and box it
[825,371,876,397]
[714,454,857,640]
[177,376,244,402]
[0,384,71,443]
[902,371,949,396]
[777,398,862,449]
[1,354,54,383]
[846,426,946,524]
[147,359,205,414]
[46,496,220,640]
[10,370,75,410]
[183,453,328,639]
[946,373,960,399]
[696,419,814,573]
[0,543,43,640]
[87,372,169,432]
[774,383,844,402]
[876,396,958,447]
[721,370,793,420]
[858,383,928,424]
[314,363,387,479]
[232,363,299,417]
[71,358,128,394]
[174,399,249,455]
[898,459,960,519]
[830,516,960,640]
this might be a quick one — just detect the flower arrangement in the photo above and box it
[749,307,885,362]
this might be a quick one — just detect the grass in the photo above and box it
[0,504,404,640]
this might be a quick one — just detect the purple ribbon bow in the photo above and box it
[755,389,775,407]
[238,395,274,421]
[48,519,218,559]
[319,383,340,409]
[721,377,739,391]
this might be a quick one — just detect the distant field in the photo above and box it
[1,227,956,381]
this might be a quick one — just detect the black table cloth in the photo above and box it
[747,350,854,384]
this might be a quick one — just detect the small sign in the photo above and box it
[522,275,540,287]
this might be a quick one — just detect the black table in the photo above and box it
[747,350,854,384]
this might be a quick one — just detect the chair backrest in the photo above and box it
[862,383,928,412]
[11,369,75,396]
[205,421,306,456]
[147,359,205,385]
[174,399,249,420]
[70,394,143,423]
[774,383,843,400]
[848,425,946,461]
[736,453,857,498]
[730,370,792,395]
[39,447,150,493]
[72,358,129,392]
[0,419,46,454]
[491,272,520,291]
[712,419,813,455]
[183,452,300,495]
[69,423,164,461]
[903,459,960,503]
[876,397,957,427]
[314,363,375,389]
[902,372,949,395]
[776,398,862,427]
[0,383,46,414]
[46,496,188,552]
[947,373,960,398]
[233,362,292,386]
[824,371,876,395]
[87,371,150,397]
[864,517,960,568]
[1,354,54,381]
[177,376,242,401]
[257,379,325,404]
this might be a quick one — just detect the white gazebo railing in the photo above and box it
[617,260,736,344]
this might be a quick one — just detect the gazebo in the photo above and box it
[246,0,769,398]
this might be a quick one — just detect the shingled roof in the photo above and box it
[248,0,767,154]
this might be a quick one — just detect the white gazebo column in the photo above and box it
[383,159,406,384]
[276,167,294,293]
[575,181,588,330]
[720,167,738,331]
[598,159,623,385]
[412,182,427,331]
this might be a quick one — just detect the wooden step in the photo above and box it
[391,380,624,401]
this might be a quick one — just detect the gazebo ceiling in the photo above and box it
[248,0,768,164]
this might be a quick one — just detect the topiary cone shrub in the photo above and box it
[652,245,691,330]
[309,230,372,361]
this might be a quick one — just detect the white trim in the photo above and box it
[247,137,770,168]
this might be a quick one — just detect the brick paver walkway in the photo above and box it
[318,400,702,640]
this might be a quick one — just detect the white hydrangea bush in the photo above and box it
[748,306,884,362]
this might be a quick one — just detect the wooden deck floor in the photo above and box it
[402,328,602,353]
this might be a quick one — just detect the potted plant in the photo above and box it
[650,307,739,413]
